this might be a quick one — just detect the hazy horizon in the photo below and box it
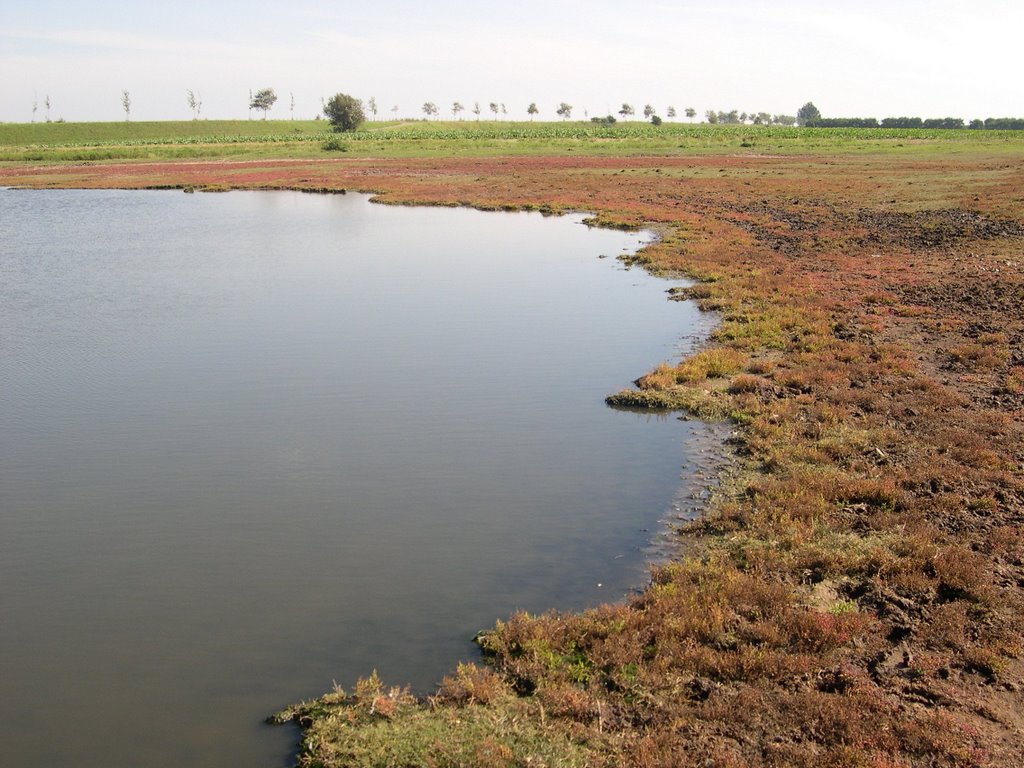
[2,0,1021,124]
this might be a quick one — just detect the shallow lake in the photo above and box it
[0,189,719,767]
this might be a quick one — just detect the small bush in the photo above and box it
[1004,366,1024,394]
[747,358,776,375]
[986,525,1022,557]
[437,663,505,705]
[677,348,747,381]
[949,343,1006,369]
[322,136,348,152]
[930,546,989,600]
[727,373,765,394]
[635,363,677,390]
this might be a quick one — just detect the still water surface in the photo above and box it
[1,189,714,767]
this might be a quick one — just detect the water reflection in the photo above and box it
[0,189,718,768]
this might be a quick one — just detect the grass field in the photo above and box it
[3,123,1024,767]
[3,119,1023,162]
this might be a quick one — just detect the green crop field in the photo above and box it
[2,119,1021,163]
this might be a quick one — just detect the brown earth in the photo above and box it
[3,149,1023,767]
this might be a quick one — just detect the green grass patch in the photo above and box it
[270,672,593,768]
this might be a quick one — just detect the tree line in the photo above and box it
[119,86,704,126]
[246,93,1024,132]
[30,89,1023,131]
[804,116,1024,130]
[704,110,797,126]
[224,90,1024,132]
[797,102,1024,131]
[806,117,962,129]
[795,103,1024,131]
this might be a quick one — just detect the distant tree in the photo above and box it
[501,103,507,117]
[452,101,464,119]
[705,109,718,124]
[591,115,617,125]
[685,107,696,122]
[755,112,772,125]
[643,104,656,120]
[556,102,573,120]
[739,111,748,123]
[921,117,963,129]
[796,101,821,126]
[367,96,377,121]
[186,90,202,120]
[489,102,499,119]
[392,104,399,119]
[773,114,797,126]
[290,92,295,120]
[650,114,662,126]
[422,101,438,119]
[527,102,538,121]
[248,89,253,120]
[619,103,634,121]
[250,88,278,119]
[44,94,51,122]
[666,105,677,120]
[472,102,481,120]
[121,90,131,121]
[32,93,38,123]
[324,92,365,132]
[969,118,984,129]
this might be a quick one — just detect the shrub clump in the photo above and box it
[321,136,348,152]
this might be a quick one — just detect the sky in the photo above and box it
[1,0,1021,123]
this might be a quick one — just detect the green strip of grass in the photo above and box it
[2,120,1022,163]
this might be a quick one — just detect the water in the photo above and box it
[0,189,716,767]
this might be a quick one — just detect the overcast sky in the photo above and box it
[1,0,1020,123]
